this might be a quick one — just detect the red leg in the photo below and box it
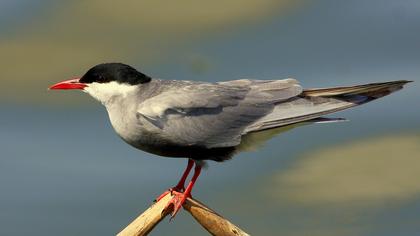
[155,159,194,202]
[174,159,194,191]
[166,164,202,219]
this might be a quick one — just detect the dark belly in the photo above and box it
[115,126,237,162]
[132,142,237,162]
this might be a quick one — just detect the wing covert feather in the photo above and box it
[137,79,302,148]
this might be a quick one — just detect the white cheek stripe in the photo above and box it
[84,82,137,104]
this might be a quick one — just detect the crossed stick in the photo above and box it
[117,193,250,236]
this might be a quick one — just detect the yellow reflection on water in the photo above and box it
[269,133,420,206]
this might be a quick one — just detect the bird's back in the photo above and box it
[106,78,410,161]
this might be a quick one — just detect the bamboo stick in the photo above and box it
[183,198,250,236]
[117,193,173,236]
[117,195,250,236]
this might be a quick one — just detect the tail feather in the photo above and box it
[302,80,411,97]
[245,80,411,133]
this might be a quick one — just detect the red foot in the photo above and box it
[164,190,190,219]
[154,186,183,203]
[154,159,202,220]
[155,190,171,202]
[155,159,194,203]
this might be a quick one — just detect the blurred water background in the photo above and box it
[0,1,419,235]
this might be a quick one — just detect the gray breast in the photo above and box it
[105,99,170,150]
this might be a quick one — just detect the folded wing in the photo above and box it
[137,79,302,148]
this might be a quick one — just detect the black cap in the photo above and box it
[79,63,151,85]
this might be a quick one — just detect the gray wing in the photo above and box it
[137,79,302,148]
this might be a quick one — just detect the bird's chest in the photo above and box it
[106,105,165,149]
[106,104,141,142]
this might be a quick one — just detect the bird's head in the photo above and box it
[49,63,151,104]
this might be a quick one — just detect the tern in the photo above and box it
[49,63,410,217]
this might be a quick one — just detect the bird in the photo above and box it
[49,63,411,218]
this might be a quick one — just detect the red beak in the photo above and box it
[49,78,87,90]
